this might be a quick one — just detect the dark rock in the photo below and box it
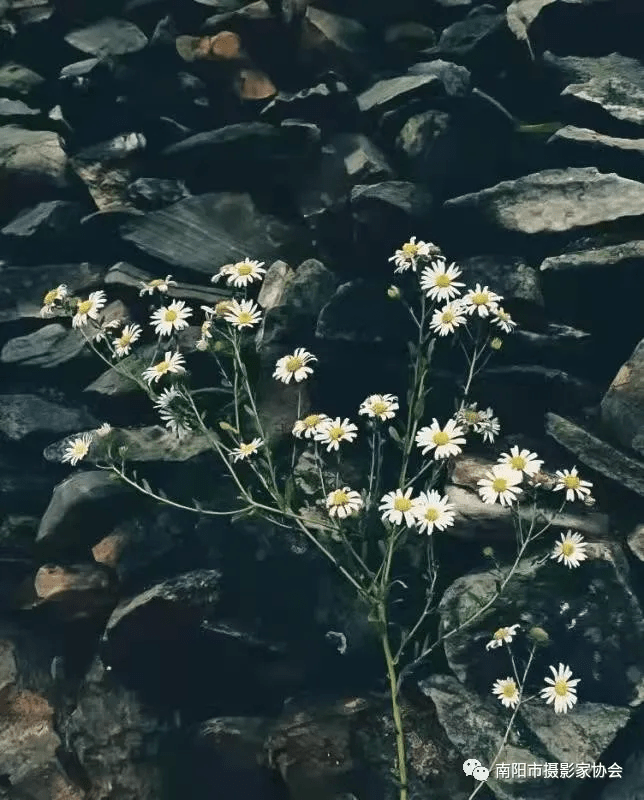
[64,17,148,56]
[0,394,97,442]
[261,75,360,131]
[628,524,644,564]
[443,168,644,249]
[120,192,307,277]
[105,261,230,304]
[384,22,436,55]
[601,338,644,458]
[423,674,630,800]
[548,126,644,182]
[358,73,449,116]
[36,470,137,550]
[502,323,593,374]
[296,133,393,226]
[0,126,71,222]
[431,6,511,69]
[446,455,608,542]
[543,51,644,91]
[0,262,106,324]
[62,657,169,800]
[407,59,472,97]
[316,280,411,343]
[546,413,644,499]
[539,241,644,356]
[0,458,60,516]
[1,200,88,260]
[304,7,369,74]
[0,61,44,99]
[396,109,456,194]
[562,77,644,138]
[18,563,116,619]
[458,254,544,318]
[126,177,191,209]
[350,181,433,269]
[438,537,644,706]
[0,96,40,122]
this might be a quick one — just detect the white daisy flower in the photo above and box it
[358,394,399,421]
[540,663,580,714]
[154,386,181,409]
[212,259,266,287]
[486,624,520,651]
[477,464,523,506]
[72,290,107,328]
[315,417,358,452]
[40,284,68,316]
[273,348,317,384]
[113,323,142,357]
[93,318,121,342]
[95,422,112,437]
[551,530,588,569]
[153,388,192,438]
[498,446,543,477]
[477,409,500,443]
[379,488,416,528]
[429,301,467,336]
[150,300,193,337]
[201,319,213,340]
[420,261,465,302]
[415,418,466,460]
[223,298,262,329]
[388,236,432,273]
[456,403,483,429]
[139,275,176,296]
[62,433,93,466]
[553,467,593,502]
[411,490,455,534]
[326,487,363,518]
[142,351,186,384]
[492,307,517,333]
[292,413,329,439]
[230,437,263,462]
[492,677,520,709]
[462,284,502,318]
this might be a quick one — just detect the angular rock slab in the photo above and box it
[601,337,644,458]
[423,674,630,800]
[120,192,307,276]
[0,393,97,441]
[546,413,644,499]
[64,17,148,56]
[548,126,644,183]
[438,539,644,706]
[444,168,644,238]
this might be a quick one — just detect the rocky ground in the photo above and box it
[2,0,644,798]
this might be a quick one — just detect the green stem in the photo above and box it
[380,603,408,800]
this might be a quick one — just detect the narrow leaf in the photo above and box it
[219,420,239,434]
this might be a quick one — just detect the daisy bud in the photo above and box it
[215,301,233,317]
[490,337,503,350]
[527,626,550,646]
[214,340,225,352]
[387,285,401,300]
[583,494,596,507]
[482,546,495,559]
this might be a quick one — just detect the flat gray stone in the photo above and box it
[0,394,97,441]
[601,337,644,457]
[65,18,148,56]
[548,126,644,182]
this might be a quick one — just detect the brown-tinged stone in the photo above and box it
[92,532,126,568]
[210,31,243,60]
[18,563,115,618]
[235,67,276,100]
[176,31,243,62]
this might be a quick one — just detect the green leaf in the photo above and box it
[407,340,417,359]
[426,338,436,368]
[219,420,239,434]
[284,476,295,509]
[388,426,403,449]
[413,395,425,423]
[243,404,255,418]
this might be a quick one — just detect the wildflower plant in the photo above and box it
[46,245,597,800]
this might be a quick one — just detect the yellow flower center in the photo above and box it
[304,414,322,428]
[563,475,580,489]
[236,311,254,325]
[77,300,93,314]
[44,289,58,305]
[215,301,232,317]
[72,441,88,456]
[433,431,449,446]
[240,443,255,455]
[286,356,304,372]
[554,679,569,697]
[155,360,170,375]
[502,682,517,698]
[118,333,132,346]
[164,309,178,322]
[492,478,508,493]
[402,243,418,256]
[394,497,412,512]
[149,279,164,287]
[332,490,349,505]
[510,456,526,470]
[435,273,451,288]
[491,338,503,350]
[561,541,575,557]
[494,628,508,641]
[328,426,344,441]
[471,292,489,306]
[371,401,389,416]
[236,263,253,276]
[464,410,478,424]
[424,507,439,522]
